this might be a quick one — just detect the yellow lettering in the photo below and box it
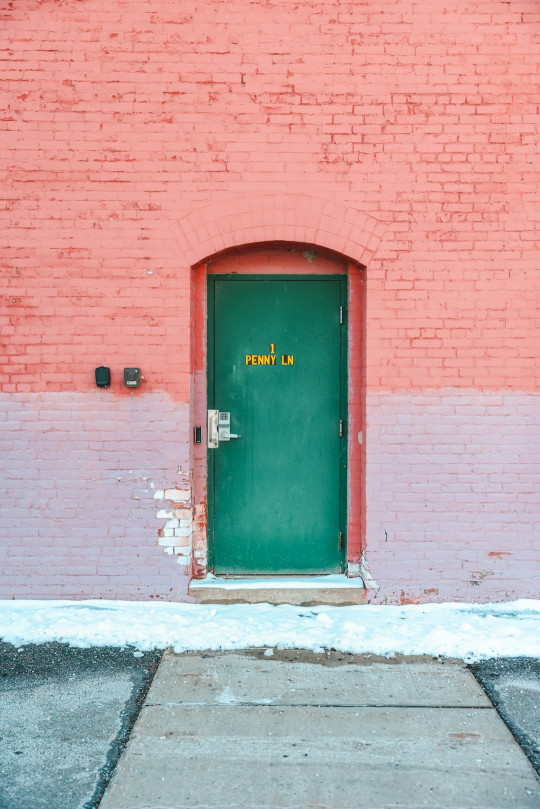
[246,353,280,366]
[281,355,294,366]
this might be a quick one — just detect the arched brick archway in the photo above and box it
[173,194,385,580]
[170,193,385,269]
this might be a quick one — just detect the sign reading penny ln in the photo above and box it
[245,343,294,366]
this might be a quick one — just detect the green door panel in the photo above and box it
[208,275,346,574]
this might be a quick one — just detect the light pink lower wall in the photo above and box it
[365,391,540,603]
[0,393,192,600]
[2,390,538,603]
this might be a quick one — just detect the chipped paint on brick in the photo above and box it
[192,499,208,577]
[154,487,193,569]
[346,561,362,579]
[359,551,379,590]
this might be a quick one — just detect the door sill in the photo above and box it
[189,574,367,606]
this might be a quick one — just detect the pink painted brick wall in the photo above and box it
[0,393,191,600]
[366,392,540,602]
[1,0,539,397]
[1,0,539,600]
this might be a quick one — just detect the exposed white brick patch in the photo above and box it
[155,485,193,568]
[168,489,190,502]
[192,502,208,572]
[360,551,379,590]
[154,488,190,502]
[346,562,362,578]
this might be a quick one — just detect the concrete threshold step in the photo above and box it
[189,574,367,605]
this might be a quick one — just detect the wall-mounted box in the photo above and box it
[95,366,111,388]
[124,368,140,388]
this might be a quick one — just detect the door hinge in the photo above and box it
[339,419,343,437]
[339,531,344,550]
[339,306,344,324]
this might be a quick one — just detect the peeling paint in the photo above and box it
[155,485,193,569]
[471,570,495,582]
[191,498,208,577]
[359,550,379,590]
[400,592,421,605]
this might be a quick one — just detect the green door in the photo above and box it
[208,275,347,574]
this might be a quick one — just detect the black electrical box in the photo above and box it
[124,367,141,388]
[95,366,111,388]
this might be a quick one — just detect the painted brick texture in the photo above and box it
[2,0,539,397]
[0,393,191,600]
[366,392,540,603]
[1,0,539,601]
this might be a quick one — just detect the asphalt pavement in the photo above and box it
[0,642,161,809]
[471,657,540,776]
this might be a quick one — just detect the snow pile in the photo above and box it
[0,600,539,662]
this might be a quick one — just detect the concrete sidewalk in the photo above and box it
[100,650,540,809]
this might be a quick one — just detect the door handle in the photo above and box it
[208,410,241,448]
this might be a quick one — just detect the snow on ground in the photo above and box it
[1,600,540,662]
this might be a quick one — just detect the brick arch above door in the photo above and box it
[169,193,386,268]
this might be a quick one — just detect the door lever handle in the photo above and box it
[208,410,241,447]
[219,430,241,441]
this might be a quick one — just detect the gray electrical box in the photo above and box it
[124,368,140,388]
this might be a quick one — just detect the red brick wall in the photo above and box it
[1,0,539,601]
